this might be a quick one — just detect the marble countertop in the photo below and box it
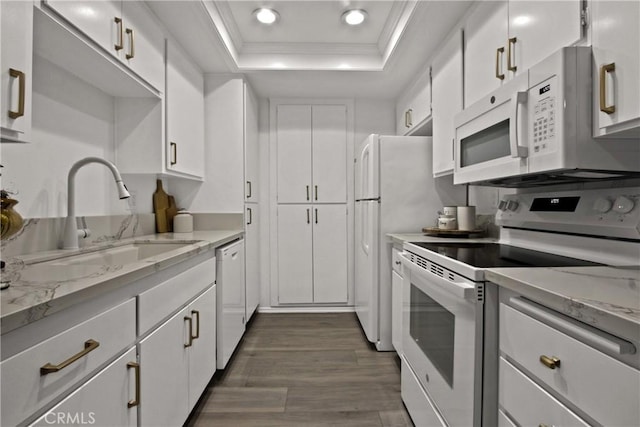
[486,266,640,341]
[0,230,243,335]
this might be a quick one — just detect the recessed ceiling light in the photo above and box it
[342,9,367,26]
[254,8,279,25]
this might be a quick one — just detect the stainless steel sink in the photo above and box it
[50,241,197,266]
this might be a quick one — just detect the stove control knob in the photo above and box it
[506,200,519,211]
[593,197,613,213]
[612,196,635,214]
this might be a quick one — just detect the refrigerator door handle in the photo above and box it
[361,202,370,255]
[358,142,370,200]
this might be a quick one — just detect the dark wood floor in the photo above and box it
[186,312,413,427]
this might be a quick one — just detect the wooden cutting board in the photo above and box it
[166,195,178,232]
[153,179,169,233]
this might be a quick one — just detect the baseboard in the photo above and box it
[257,306,355,314]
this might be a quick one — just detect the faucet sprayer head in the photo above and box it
[116,181,130,199]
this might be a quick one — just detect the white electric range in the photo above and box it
[399,186,640,427]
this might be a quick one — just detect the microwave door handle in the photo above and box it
[509,91,529,158]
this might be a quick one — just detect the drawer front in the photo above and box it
[139,257,216,335]
[30,347,138,427]
[400,357,446,427]
[499,357,590,427]
[500,303,640,426]
[1,299,135,427]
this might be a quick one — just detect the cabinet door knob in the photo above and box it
[539,355,561,369]
[599,63,616,114]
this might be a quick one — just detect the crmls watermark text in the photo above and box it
[43,412,96,425]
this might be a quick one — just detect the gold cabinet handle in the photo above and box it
[315,208,318,224]
[170,142,177,165]
[191,310,200,340]
[246,180,252,198]
[8,68,25,119]
[40,339,100,375]
[404,110,409,128]
[114,17,124,51]
[495,47,505,80]
[306,208,310,224]
[539,355,561,369]
[125,28,135,59]
[314,185,318,201]
[507,37,517,72]
[126,361,140,408]
[306,185,310,201]
[184,316,193,347]
[246,207,252,225]
[599,63,616,114]
[407,109,413,127]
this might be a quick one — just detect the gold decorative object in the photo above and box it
[1,191,24,240]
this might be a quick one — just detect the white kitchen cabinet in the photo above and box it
[166,37,205,178]
[464,0,583,106]
[245,204,260,321]
[464,1,508,107]
[276,104,347,203]
[277,204,347,304]
[30,348,138,427]
[395,66,431,136]
[139,285,216,427]
[245,84,260,203]
[1,299,136,427]
[499,300,640,427]
[431,29,463,176]
[43,0,164,92]
[1,0,33,142]
[592,0,640,137]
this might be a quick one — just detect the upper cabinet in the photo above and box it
[591,0,640,138]
[166,37,205,178]
[432,29,463,177]
[43,0,164,92]
[464,0,584,107]
[396,67,432,136]
[276,104,348,204]
[1,0,33,142]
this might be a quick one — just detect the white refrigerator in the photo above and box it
[354,134,466,351]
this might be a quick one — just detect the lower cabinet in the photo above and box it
[138,285,216,427]
[30,348,139,427]
[277,204,348,304]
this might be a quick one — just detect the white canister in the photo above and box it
[438,216,457,230]
[457,206,476,231]
[443,206,457,217]
[173,211,193,233]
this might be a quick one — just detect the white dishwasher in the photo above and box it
[216,238,245,369]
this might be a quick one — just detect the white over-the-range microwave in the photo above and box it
[454,46,640,187]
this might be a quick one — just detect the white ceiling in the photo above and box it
[147,0,474,99]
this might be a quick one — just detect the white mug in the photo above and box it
[457,206,476,231]
[438,216,457,230]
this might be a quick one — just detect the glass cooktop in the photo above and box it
[408,242,603,268]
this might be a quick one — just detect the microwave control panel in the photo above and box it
[530,76,558,155]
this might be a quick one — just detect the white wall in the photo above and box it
[1,55,158,219]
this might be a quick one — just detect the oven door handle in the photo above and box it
[401,255,477,301]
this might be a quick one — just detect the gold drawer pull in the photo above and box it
[507,37,517,72]
[8,68,26,119]
[40,339,100,375]
[184,316,193,347]
[126,361,140,408]
[495,47,505,80]
[125,28,135,60]
[539,355,561,369]
[114,17,124,51]
[191,310,200,340]
[599,63,616,114]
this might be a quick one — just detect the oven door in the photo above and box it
[454,72,530,185]
[401,255,483,426]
